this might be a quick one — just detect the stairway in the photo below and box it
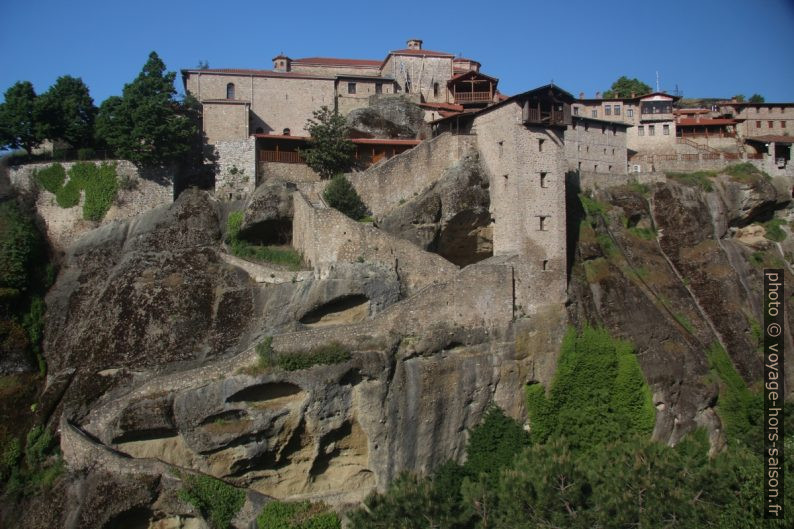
[676,137,721,155]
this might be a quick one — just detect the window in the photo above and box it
[375,83,382,94]
[433,82,439,98]
[608,165,613,172]
[614,104,621,116]
[663,124,670,135]
[542,260,548,271]
[584,123,589,131]
[649,125,655,136]
[592,109,598,118]
[226,83,235,99]
[605,104,612,116]
[573,106,579,115]
[540,172,548,188]
[638,126,644,136]
[538,138,544,152]
[768,121,774,128]
[783,121,787,128]
[594,164,598,172]
[578,161,582,170]
[603,148,607,154]
[577,145,580,151]
[538,216,548,231]
[601,124,606,134]
[612,125,616,135]
[586,145,589,153]
[627,108,634,118]
[348,82,356,94]
[756,121,762,128]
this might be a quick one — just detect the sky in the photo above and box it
[1,0,793,105]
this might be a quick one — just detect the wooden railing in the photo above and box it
[524,107,567,125]
[454,91,492,103]
[260,150,304,164]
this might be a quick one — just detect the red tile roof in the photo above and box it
[674,108,711,114]
[419,102,465,112]
[351,138,422,145]
[253,133,309,140]
[388,49,454,57]
[182,68,334,80]
[453,57,480,64]
[291,57,382,67]
[448,70,498,84]
[677,118,737,126]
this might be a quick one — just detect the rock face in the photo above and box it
[378,152,492,266]
[239,180,296,245]
[346,95,425,139]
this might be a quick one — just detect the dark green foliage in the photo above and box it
[179,474,246,529]
[763,218,787,242]
[77,147,97,160]
[277,342,350,371]
[323,174,368,220]
[627,226,656,240]
[603,76,652,99]
[666,169,715,191]
[226,211,303,269]
[723,162,769,184]
[32,163,66,195]
[34,75,96,149]
[95,52,198,166]
[2,426,63,498]
[706,343,763,450]
[256,336,275,369]
[732,94,746,102]
[464,406,528,478]
[526,327,654,451]
[0,201,42,292]
[301,106,355,179]
[748,93,765,103]
[0,81,40,153]
[256,500,340,529]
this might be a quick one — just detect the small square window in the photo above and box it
[605,105,612,116]
[573,106,579,116]
[638,126,644,136]
[615,105,621,116]
[540,172,548,188]
[756,121,762,128]
[542,260,548,271]
[348,82,356,94]
[592,109,598,118]
[783,121,787,128]
[663,124,670,135]
[375,83,382,94]
[538,138,544,152]
[627,108,634,118]
[538,216,548,231]
[768,121,774,128]
[649,125,655,136]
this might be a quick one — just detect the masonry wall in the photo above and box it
[564,119,628,174]
[289,64,381,78]
[214,138,256,200]
[472,101,567,309]
[292,192,457,296]
[382,55,453,104]
[337,79,395,116]
[187,73,336,137]
[730,105,794,137]
[203,102,249,144]
[8,160,173,251]
[346,132,477,217]
[626,120,677,153]
[258,161,320,184]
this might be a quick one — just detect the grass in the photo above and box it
[722,163,769,184]
[625,181,650,196]
[666,170,715,192]
[673,312,695,334]
[763,218,787,242]
[257,500,340,529]
[579,193,610,218]
[226,211,303,270]
[179,474,246,529]
[628,226,656,240]
[277,342,351,371]
[667,164,770,193]
[583,258,610,284]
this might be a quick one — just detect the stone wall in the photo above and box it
[214,138,256,200]
[572,170,667,192]
[292,192,457,296]
[565,118,628,174]
[347,132,476,217]
[626,120,677,153]
[203,101,250,144]
[258,161,320,184]
[8,160,173,252]
[472,101,567,309]
[337,79,396,116]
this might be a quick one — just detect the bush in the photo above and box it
[179,474,246,529]
[277,342,350,371]
[257,500,340,529]
[464,405,528,478]
[77,147,97,160]
[763,218,787,242]
[68,162,119,220]
[323,174,368,220]
[526,326,655,451]
[33,163,66,194]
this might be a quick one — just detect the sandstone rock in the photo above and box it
[240,179,297,245]
[378,152,492,266]
[347,95,425,139]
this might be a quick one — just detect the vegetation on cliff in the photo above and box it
[323,174,368,220]
[226,211,303,269]
[301,106,356,180]
[32,162,119,220]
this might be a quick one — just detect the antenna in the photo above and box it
[656,71,660,92]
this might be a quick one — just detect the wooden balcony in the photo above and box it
[454,91,492,104]
[259,150,304,164]
[523,104,570,126]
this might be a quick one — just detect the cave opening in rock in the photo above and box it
[102,507,153,529]
[111,428,179,444]
[226,382,303,403]
[239,218,293,246]
[433,210,493,267]
[300,294,370,327]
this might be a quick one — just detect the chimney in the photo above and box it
[579,92,584,99]
[407,39,423,50]
[272,54,291,72]
[595,91,601,99]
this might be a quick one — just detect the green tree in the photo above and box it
[0,81,40,153]
[603,76,652,99]
[301,106,355,179]
[95,51,198,166]
[35,76,96,149]
[732,94,746,102]
[748,93,765,103]
[322,174,368,220]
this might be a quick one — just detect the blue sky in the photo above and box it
[1,0,793,105]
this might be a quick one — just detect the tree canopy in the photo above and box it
[748,93,765,103]
[603,76,652,99]
[95,51,197,166]
[35,76,96,149]
[0,81,39,153]
[301,105,355,179]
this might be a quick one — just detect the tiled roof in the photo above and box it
[291,57,382,67]
[182,68,334,80]
[388,49,454,57]
[351,138,422,145]
[419,102,465,112]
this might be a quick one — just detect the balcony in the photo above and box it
[259,150,304,164]
[454,91,492,104]
[523,103,570,126]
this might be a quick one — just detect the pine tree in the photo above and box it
[0,81,40,153]
[302,106,355,179]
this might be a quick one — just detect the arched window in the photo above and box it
[226,83,235,99]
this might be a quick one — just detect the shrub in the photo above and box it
[179,474,246,529]
[464,405,528,478]
[723,163,768,184]
[667,170,715,192]
[526,326,655,451]
[763,218,787,242]
[256,336,275,369]
[323,174,368,220]
[257,500,340,529]
[77,147,97,160]
[33,163,66,194]
[277,342,350,371]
